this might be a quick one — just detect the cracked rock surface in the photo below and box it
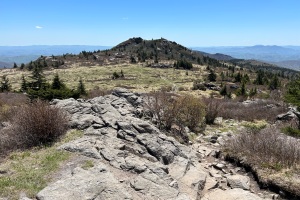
[36,88,278,200]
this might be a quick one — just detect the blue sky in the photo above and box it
[1,0,300,46]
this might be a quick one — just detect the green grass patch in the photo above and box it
[282,126,300,138]
[0,129,83,199]
[242,120,267,132]
[81,160,94,170]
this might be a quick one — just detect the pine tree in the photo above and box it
[29,65,47,90]
[238,82,247,96]
[13,62,18,68]
[208,70,217,82]
[269,74,280,90]
[52,74,65,90]
[20,75,28,92]
[0,76,11,92]
[220,71,225,81]
[234,72,242,82]
[285,78,300,129]
[20,63,25,70]
[254,70,265,85]
[219,85,227,97]
[77,78,87,96]
[249,87,257,98]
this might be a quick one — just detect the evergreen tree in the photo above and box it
[285,78,300,109]
[20,75,28,92]
[285,78,300,129]
[29,65,47,90]
[220,71,225,81]
[269,74,280,90]
[219,85,227,97]
[238,82,247,96]
[77,78,87,96]
[208,70,217,82]
[13,62,18,68]
[254,70,265,85]
[0,76,11,92]
[236,81,248,97]
[243,74,250,83]
[52,74,65,90]
[234,72,242,82]
[249,87,257,98]
[20,63,25,70]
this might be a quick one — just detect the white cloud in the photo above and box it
[35,26,43,29]
[121,17,129,20]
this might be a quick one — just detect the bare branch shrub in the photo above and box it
[144,91,206,142]
[202,97,223,124]
[0,93,29,121]
[176,95,206,131]
[86,86,112,99]
[11,100,69,148]
[143,90,173,129]
[0,128,20,159]
[224,126,300,169]
[218,99,288,122]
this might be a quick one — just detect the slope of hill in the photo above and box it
[0,45,111,66]
[271,60,300,71]
[20,37,299,79]
[196,51,235,61]
[0,61,12,68]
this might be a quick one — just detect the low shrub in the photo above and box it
[86,87,112,99]
[0,128,19,159]
[12,100,69,147]
[192,79,206,91]
[203,97,223,124]
[224,126,300,169]
[179,95,206,130]
[144,91,206,143]
[218,99,288,122]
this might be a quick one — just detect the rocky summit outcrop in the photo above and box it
[36,88,277,200]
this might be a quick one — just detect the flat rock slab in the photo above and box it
[37,164,132,200]
[202,188,262,200]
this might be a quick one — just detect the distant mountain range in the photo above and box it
[0,43,299,71]
[0,61,12,68]
[0,45,111,68]
[192,45,300,71]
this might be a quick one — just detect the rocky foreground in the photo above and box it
[35,88,281,200]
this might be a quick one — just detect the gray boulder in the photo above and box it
[227,174,250,190]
